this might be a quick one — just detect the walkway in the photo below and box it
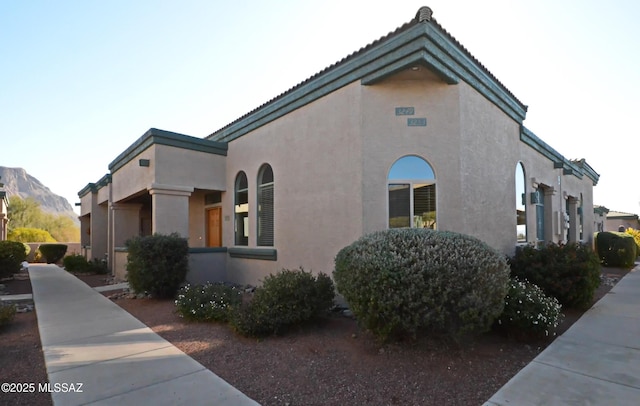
[29,264,260,406]
[485,264,640,405]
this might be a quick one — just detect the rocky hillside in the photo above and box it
[0,166,78,224]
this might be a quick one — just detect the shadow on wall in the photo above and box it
[25,242,81,262]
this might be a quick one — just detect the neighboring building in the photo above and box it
[0,177,8,241]
[605,211,640,232]
[594,205,609,233]
[78,7,600,285]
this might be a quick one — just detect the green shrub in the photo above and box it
[624,228,640,258]
[596,232,636,268]
[0,241,28,279]
[63,254,90,273]
[510,243,600,309]
[333,229,510,341]
[175,283,242,322]
[125,233,188,298]
[495,277,563,340]
[63,255,109,274]
[88,258,109,275]
[230,269,335,337]
[0,303,16,328]
[7,227,56,243]
[38,244,68,264]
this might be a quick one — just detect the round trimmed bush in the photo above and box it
[125,233,188,298]
[333,229,510,341]
[495,277,563,340]
[175,283,242,322]
[596,232,637,267]
[0,241,28,278]
[63,254,90,273]
[38,243,67,264]
[510,243,600,309]
[230,269,335,337]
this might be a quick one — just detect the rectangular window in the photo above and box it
[388,184,410,228]
[235,188,248,246]
[257,183,274,246]
[205,191,222,205]
[413,183,436,229]
[536,204,545,241]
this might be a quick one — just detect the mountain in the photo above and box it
[0,166,79,224]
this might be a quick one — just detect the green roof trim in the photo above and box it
[521,126,599,185]
[207,13,527,143]
[188,247,228,254]
[78,173,112,198]
[228,247,277,261]
[78,183,96,198]
[109,128,228,173]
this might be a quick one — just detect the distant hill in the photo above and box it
[0,166,78,225]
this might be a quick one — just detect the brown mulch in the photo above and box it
[0,266,632,406]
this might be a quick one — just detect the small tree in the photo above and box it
[8,227,56,243]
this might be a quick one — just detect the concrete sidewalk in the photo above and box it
[485,264,640,405]
[29,264,260,406]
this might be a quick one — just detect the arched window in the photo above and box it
[515,163,527,242]
[388,155,436,229]
[257,164,274,246]
[234,172,249,246]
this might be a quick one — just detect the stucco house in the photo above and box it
[605,211,640,232]
[78,7,599,285]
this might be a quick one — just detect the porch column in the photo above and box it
[0,213,7,240]
[109,203,142,280]
[90,203,109,261]
[149,184,194,238]
[566,197,579,243]
[79,215,90,254]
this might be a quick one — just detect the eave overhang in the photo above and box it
[208,13,527,143]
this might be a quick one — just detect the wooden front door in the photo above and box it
[207,207,222,247]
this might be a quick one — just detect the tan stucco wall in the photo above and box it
[97,184,109,205]
[224,82,365,284]
[80,193,92,216]
[361,68,462,236]
[154,145,226,191]
[517,140,596,248]
[606,218,640,232]
[114,250,128,281]
[110,149,155,204]
[220,68,597,285]
[189,190,207,248]
[457,81,523,253]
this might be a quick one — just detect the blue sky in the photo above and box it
[2,0,639,215]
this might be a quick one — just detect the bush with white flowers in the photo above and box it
[495,277,563,339]
[175,283,242,322]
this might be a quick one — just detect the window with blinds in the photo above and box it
[388,156,436,229]
[257,164,274,246]
[235,171,249,246]
[516,163,527,242]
